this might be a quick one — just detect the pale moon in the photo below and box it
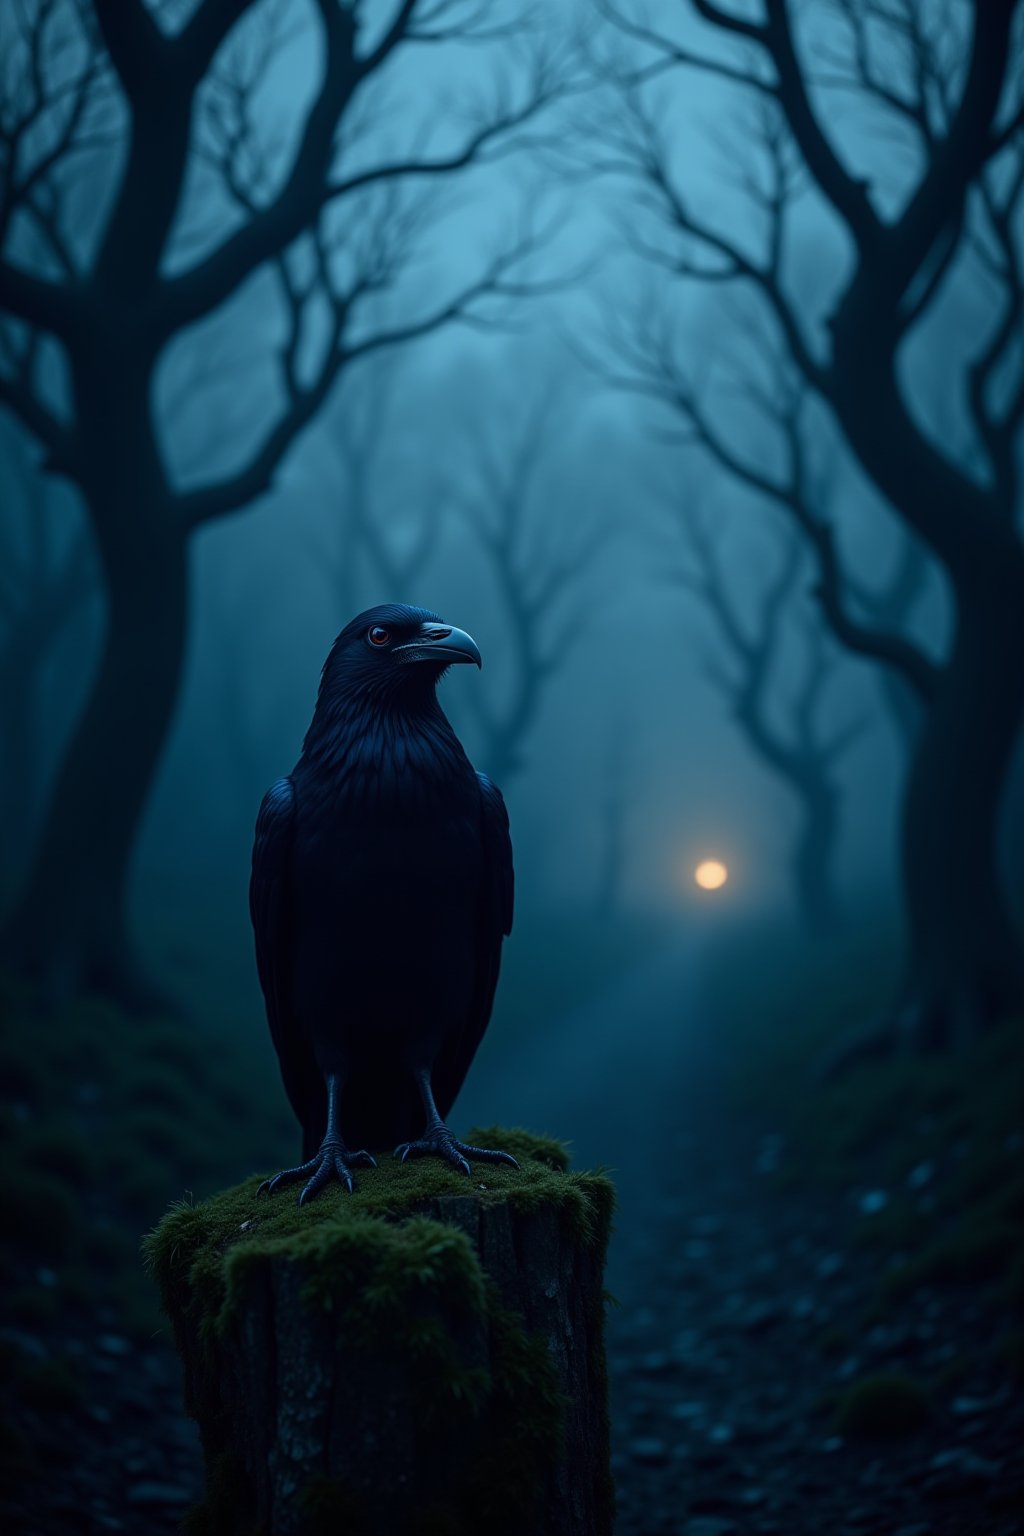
[695,859,728,891]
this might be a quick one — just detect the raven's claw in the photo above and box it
[393,1127,519,1176]
[257,1139,376,1203]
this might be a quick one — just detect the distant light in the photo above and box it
[695,859,728,891]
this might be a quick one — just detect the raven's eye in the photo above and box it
[368,625,391,647]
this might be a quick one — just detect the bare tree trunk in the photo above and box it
[0,566,99,886]
[898,577,1024,1047]
[4,516,187,1003]
[3,350,186,1004]
[828,355,1024,1044]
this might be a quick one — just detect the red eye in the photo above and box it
[368,625,390,647]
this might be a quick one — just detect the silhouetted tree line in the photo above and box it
[1,0,1022,1059]
[0,0,574,1000]
[592,0,1024,1050]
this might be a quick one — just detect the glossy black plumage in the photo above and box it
[250,604,514,1192]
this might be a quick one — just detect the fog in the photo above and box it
[2,2,1022,1530]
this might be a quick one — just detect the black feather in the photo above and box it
[250,605,514,1155]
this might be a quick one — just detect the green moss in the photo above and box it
[886,1220,1019,1297]
[467,1123,571,1171]
[833,1372,932,1438]
[145,1127,607,1325]
[450,1281,570,1536]
[146,1128,613,1536]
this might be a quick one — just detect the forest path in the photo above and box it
[460,934,705,1221]
[480,940,1024,1536]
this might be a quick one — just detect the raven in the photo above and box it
[251,603,517,1203]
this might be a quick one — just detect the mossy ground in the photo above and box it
[831,1372,933,1439]
[0,969,296,1347]
[702,912,1024,1384]
[146,1129,613,1536]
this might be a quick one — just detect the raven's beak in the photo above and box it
[394,622,482,668]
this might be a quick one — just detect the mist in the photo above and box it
[1,1,1022,1532]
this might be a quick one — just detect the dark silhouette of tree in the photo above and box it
[595,0,1024,1048]
[856,531,929,756]
[455,380,600,786]
[0,422,99,885]
[0,0,572,1000]
[676,507,861,935]
[595,311,931,928]
[590,306,928,931]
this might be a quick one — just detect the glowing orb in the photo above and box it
[694,859,728,891]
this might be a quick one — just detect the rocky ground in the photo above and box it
[5,1102,1021,1534]
[1,1307,201,1532]
[607,1113,1023,1536]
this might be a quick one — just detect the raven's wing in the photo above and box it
[250,778,324,1147]
[434,772,514,1119]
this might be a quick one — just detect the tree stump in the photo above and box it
[146,1126,614,1536]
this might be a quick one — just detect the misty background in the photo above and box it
[1,1,1022,1532]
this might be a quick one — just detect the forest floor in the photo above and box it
[1,929,1022,1535]
[607,1077,1024,1536]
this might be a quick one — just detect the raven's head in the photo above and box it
[316,603,482,712]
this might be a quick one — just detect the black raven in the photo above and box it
[251,603,517,1203]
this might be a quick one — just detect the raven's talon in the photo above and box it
[258,1139,375,1203]
[392,1130,518,1175]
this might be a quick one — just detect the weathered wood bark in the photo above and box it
[149,1135,614,1536]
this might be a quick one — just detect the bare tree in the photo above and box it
[0,0,575,1000]
[678,509,861,934]
[455,380,599,786]
[0,423,98,882]
[590,308,927,926]
[855,531,930,755]
[594,0,1024,1048]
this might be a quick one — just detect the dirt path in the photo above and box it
[475,940,1024,1535]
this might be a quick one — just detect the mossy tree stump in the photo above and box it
[146,1127,614,1536]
